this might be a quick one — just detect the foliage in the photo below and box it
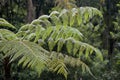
[0,7,103,79]
[0,18,16,30]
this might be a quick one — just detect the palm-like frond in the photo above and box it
[48,52,95,78]
[0,18,16,30]
[0,40,49,74]
[0,29,17,40]
[0,7,103,78]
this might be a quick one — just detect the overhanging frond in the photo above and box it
[0,40,49,74]
[48,52,94,78]
[0,29,17,40]
[0,18,16,30]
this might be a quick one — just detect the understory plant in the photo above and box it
[0,7,103,80]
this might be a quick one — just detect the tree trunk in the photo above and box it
[3,57,12,80]
[27,0,35,23]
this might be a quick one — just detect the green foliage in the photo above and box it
[0,18,16,30]
[18,7,103,61]
[0,29,17,40]
[0,7,103,79]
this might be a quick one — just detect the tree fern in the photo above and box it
[0,7,103,79]
[16,8,103,78]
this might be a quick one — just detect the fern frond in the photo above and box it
[48,52,93,78]
[48,38,56,51]
[57,38,65,52]
[65,38,103,61]
[0,40,49,74]
[47,58,68,79]
[0,29,17,40]
[0,18,16,30]
[66,38,73,54]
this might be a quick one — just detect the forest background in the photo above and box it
[0,0,120,80]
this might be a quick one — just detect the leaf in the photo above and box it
[0,40,49,75]
[0,29,17,40]
[31,19,41,25]
[59,9,69,27]
[50,15,61,26]
[42,27,53,40]
[50,29,58,39]
[48,38,56,51]
[66,38,74,54]
[47,58,68,79]
[77,10,82,26]
[19,24,30,31]
[38,15,50,20]
[73,41,80,55]
[70,16,75,26]
[27,33,36,41]
[34,25,44,42]
[84,10,89,23]
[0,18,16,30]
[49,11,59,17]
[57,38,65,52]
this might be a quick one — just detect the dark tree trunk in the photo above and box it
[3,57,12,80]
[104,0,119,59]
[102,0,114,59]
[27,0,35,23]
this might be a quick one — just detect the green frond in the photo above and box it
[34,25,43,42]
[48,52,93,78]
[66,27,83,40]
[66,38,74,54]
[65,38,103,61]
[50,29,59,39]
[0,18,16,30]
[48,38,56,51]
[73,41,80,55]
[57,38,65,52]
[81,7,102,25]
[0,40,49,74]
[50,15,62,26]
[27,33,36,41]
[0,29,17,40]
[69,8,78,26]
[78,41,103,61]
[19,24,30,31]
[42,27,53,40]
[47,58,68,79]
[38,15,50,20]
[50,11,59,17]
[59,9,69,27]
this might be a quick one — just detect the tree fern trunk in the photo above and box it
[3,57,12,80]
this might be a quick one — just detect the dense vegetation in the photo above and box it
[0,0,120,80]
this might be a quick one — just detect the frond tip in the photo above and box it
[0,18,16,30]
